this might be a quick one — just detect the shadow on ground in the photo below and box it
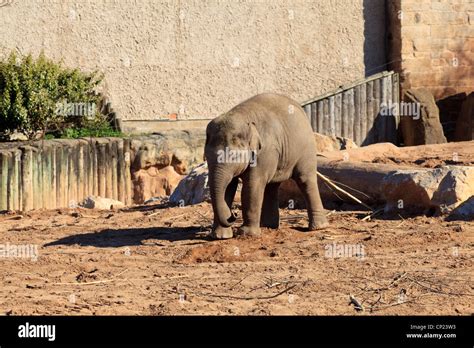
[44,226,208,248]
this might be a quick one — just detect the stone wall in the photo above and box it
[389,0,474,100]
[0,0,386,123]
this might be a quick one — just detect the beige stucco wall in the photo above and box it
[0,0,386,123]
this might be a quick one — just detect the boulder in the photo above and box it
[382,166,474,213]
[169,163,210,205]
[80,196,125,210]
[314,133,358,153]
[382,168,447,212]
[432,166,474,210]
[447,196,474,221]
[132,165,183,204]
[400,88,447,146]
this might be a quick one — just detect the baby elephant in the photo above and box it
[205,93,328,239]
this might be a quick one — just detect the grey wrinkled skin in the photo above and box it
[205,93,328,239]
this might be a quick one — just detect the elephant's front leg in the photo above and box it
[260,182,280,228]
[238,175,266,237]
[212,177,239,239]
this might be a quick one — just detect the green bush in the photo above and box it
[0,51,105,140]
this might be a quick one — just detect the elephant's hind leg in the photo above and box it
[260,182,280,228]
[293,163,328,231]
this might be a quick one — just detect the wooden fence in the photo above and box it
[301,71,400,146]
[0,138,132,212]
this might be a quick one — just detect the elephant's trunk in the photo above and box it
[209,166,235,227]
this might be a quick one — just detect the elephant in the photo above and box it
[205,93,329,239]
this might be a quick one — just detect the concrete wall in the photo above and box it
[389,0,474,100]
[0,0,386,124]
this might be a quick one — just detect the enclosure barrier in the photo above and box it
[0,138,132,212]
[301,71,400,146]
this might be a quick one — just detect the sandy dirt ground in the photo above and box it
[0,201,472,316]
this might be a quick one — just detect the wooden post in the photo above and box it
[354,85,361,145]
[123,138,132,205]
[21,147,33,212]
[117,140,125,204]
[360,84,367,144]
[335,93,342,138]
[111,140,119,200]
[98,140,106,198]
[0,151,9,211]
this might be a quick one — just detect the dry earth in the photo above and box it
[0,202,472,315]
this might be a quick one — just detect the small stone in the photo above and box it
[80,196,125,210]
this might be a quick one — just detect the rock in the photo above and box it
[130,130,206,175]
[382,168,447,211]
[80,196,125,210]
[169,163,210,205]
[129,130,206,204]
[447,196,474,221]
[454,92,474,141]
[314,133,358,153]
[432,167,474,210]
[400,88,447,146]
[382,166,474,213]
[132,165,183,204]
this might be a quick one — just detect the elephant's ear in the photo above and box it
[248,122,262,152]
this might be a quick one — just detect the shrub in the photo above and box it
[0,51,104,140]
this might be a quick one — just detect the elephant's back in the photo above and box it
[234,93,311,126]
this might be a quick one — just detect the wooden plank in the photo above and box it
[117,140,126,204]
[111,140,119,200]
[304,105,311,120]
[392,73,400,143]
[77,142,85,203]
[342,91,350,138]
[365,81,374,145]
[380,77,388,143]
[317,101,324,134]
[123,139,132,205]
[0,151,9,211]
[11,150,21,211]
[360,83,367,145]
[21,147,33,211]
[311,102,317,132]
[347,89,355,142]
[41,144,51,210]
[61,143,69,209]
[90,140,98,197]
[354,85,361,144]
[54,143,62,208]
[335,93,342,138]
[33,147,42,210]
[385,74,395,143]
[373,78,381,143]
[105,141,113,199]
[329,96,335,136]
[98,141,107,198]
[323,99,329,136]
